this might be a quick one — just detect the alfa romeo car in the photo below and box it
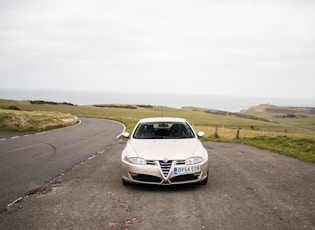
[121,117,208,185]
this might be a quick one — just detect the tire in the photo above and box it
[199,177,208,185]
[199,171,209,185]
[122,179,131,186]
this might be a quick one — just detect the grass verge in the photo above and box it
[0,109,79,132]
[206,135,315,164]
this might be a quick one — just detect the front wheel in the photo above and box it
[199,171,208,185]
[199,177,208,185]
[122,179,131,186]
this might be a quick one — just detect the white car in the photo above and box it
[121,117,208,185]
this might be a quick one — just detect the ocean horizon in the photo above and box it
[1,88,315,112]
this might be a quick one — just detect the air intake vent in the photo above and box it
[159,160,173,178]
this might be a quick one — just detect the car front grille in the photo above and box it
[159,160,173,177]
[132,174,162,183]
[175,160,185,165]
[170,174,199,183]
[146,160,156,165]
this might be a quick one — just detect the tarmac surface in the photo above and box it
[0,118,124,211]
[1,140,314,230]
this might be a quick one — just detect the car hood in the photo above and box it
[129,138,200,160]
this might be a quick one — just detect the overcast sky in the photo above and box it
[1,0,314,99]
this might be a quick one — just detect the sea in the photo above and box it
[1,88,315,112]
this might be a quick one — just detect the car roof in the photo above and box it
[138,117,189,123]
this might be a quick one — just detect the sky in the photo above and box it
[1,0,315,99]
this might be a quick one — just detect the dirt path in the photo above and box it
[1,141,314,230]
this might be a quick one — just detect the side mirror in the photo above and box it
[121,132,130,138]
[197,131,205,138]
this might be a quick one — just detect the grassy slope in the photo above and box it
[239,104,315,163]
[1,99,314,163]
[243,104,315,132]
[0,108,79,132]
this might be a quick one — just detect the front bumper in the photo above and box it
[122,159,208,185]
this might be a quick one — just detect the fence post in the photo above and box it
[236,129,240,139]
[214,127,219,138]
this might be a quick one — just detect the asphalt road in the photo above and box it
[0,118,124,211]
[0,139,314,229]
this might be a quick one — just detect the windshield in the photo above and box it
[133,122,195,139]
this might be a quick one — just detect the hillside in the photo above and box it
[243,104,315,115]
[242,104,315,133]
[183,106,272,122]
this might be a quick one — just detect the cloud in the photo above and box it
[0,0,314,98]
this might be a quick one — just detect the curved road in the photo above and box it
[0,118,124,210]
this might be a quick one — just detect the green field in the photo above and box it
[0,99,314,163]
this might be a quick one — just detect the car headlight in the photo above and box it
[128,157,146,165]
[185,157,203,165]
